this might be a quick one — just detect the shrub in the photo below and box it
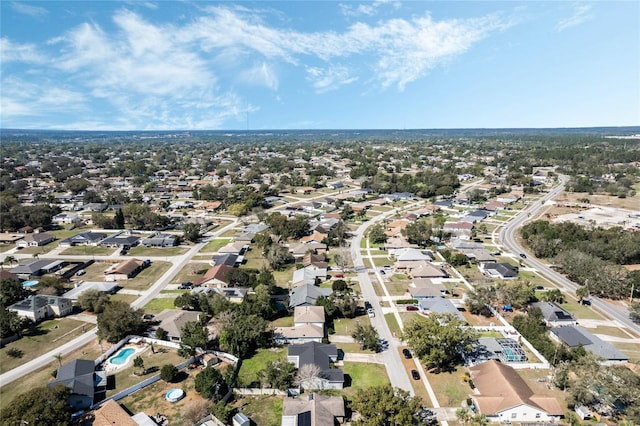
[7,348,23,358]
[160,364,178,382]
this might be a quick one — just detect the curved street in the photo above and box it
[499,175,640,335]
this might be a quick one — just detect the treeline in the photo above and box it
[521,220,640,264]
[521,220,640,299]
[0,194,60,232]
[361,170,460,198]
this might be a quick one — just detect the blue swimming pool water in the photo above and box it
[22,280,39,287]
[109,348,135,365]
[166,388,184,402]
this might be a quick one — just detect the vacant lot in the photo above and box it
[61,245,115,256]
[0,318,89,374]
[128,246,188,257]
[342,362,388,396]
[557,191,640,211]
[426,365,470,407]
[199,238,232,253]
[237,348,286,387]
[118,261,171,291]
[143,297,178,314]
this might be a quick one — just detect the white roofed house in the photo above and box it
[16,232,55,248]
[9,295,73,322]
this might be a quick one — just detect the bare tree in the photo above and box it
[181,400,212,425]
[293,363,323,388]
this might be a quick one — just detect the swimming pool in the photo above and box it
[22,280,39,288]
[165,388,185,403]
[108,347,135,365]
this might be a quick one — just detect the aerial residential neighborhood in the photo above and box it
[0,128,639,426]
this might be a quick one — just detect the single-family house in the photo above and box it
[9,259,66,279]
[197,264,233,287]
[390,247,432,262]
[153,309,205,342]
[292,266,327,287]
[16,232,55,248]
[418,298,466,322]
[63,281,119,301]
[218,241,249,256]
[274,306,326,345]
[140,232,179,247]
[52,212,80,225]
[48,359,107,410]
[443,221,474,235]
[482,262,518,279]
[104,259,147,281]
[463,249,496,267]
[408,279,447,299]
[9,294,73,322]
[281,393,345,426]
[302,253,328,269]
[549,325,628,365]
[99,232,140,248]
[287,342,344,390]
[211,253,240,267]
[92,400,138,426]
[59,231,107,247]
[410,262,447,279]
[289,284,332,308]
[530,302,577,327]
[468,360,562,423]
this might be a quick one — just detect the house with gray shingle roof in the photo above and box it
[550,325,628,365]
[287,342,344,390]
[289,284,332,308]
[530,301,577,327]
[49,359,106,410]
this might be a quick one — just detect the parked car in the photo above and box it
[519,253,527,259]
[334,273,344,278]
[76,269,86,276]
[406,305,419,311]
[402,349,412,359]
[367,308,375,318]
[411,369,420,380]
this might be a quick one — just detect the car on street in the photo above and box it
[411,369,420,380]
[519,253,527,259]
[367,308,375,318]
[402,348,412,359]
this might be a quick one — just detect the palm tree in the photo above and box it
[5,255,17,266]
[32,253,39,260]
[53,353,63,367]
[455,407,472,425]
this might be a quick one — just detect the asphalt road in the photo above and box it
[350,205,418,395]
[499,175,640,335]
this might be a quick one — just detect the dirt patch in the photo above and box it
[557,191,640,211]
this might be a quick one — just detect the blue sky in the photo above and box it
[1,1,638,130]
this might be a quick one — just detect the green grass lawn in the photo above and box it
[199,238,232,253]
[127,246,188,257]
[426,366,470,407]
[234,395,283,426]
[271,316,294,327]
[110,293,138,305]
[342,362,389,395]
[385,313,401,335]
[561,298,603,320]
[119,261,171,291]
[61,245,115,256]
[0,318,89,374]
[170,264,209,284]
[333,317,362,336]
[143,297,178,314]
[237,348,287,387]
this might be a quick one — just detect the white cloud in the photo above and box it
[306,65,358,93]
[339,0,400,17]
[0,38,46,63]
[556,3,593,32]
[3,5,512,129]
[10,2,48,17]
[239,62,279,90]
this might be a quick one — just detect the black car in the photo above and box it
[519,253,527,259]
[411,369,420,380]
[402,349,412,359]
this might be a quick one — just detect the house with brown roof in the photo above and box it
[469,360,562,423]
[281,393,345,426]
[196,264,233,287]
[92,400,138,426]
[153,309,204,342]
[299,231,327,244]
[410,262,447,279]
[104,259,145,281]
[302,253,328,269]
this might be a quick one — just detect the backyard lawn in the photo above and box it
[233,395,283,426]
[237,348,287,387]
[119,261,171,291]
